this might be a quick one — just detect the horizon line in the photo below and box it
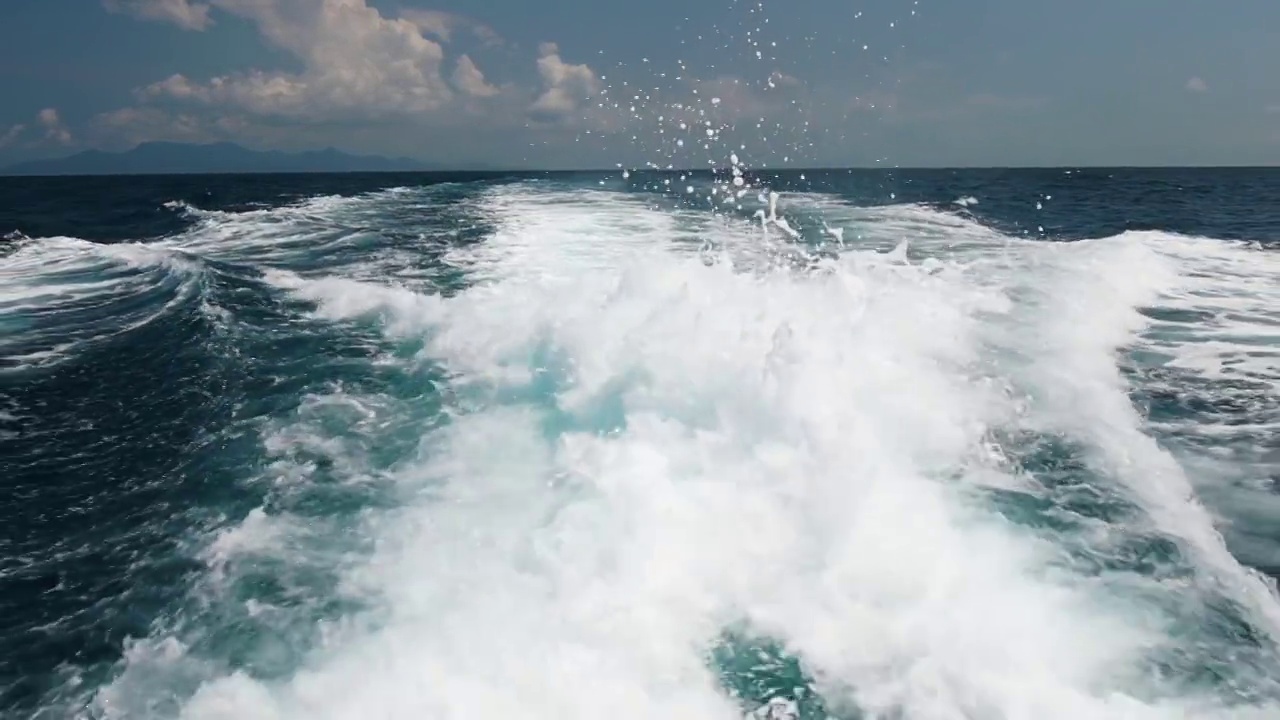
[4,164,1280,178]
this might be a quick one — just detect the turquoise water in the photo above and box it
[2,170,1280,719]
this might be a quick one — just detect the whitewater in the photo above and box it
[3,176,1280,720]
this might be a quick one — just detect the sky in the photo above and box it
[2,0,1280,169]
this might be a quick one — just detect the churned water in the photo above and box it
[3,168,1280,719]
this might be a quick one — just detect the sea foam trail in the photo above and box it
[0,237,204,370]
[807,203,1280,635]
[993,230,1280,639]
[1120,232,1280,607]
[103,186,1280,720]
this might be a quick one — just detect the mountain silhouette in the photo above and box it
[1,141,440,175]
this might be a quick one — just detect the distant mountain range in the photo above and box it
[0,142,457,176]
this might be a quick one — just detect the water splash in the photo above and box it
[65,184,1278,720]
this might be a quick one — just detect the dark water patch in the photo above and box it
[1125,364,1279,493]
[1135,588,1280,707]
[611,167,1280,243]
[1140,307,1219,324]
[0,301,236,711]
[1127,366,1278,426]
[8,169,1280,247]
[968,427,1280,705]
[987,431,1142,525]
[710,628,853,720]
[972,429,1208,587]
[0,254,452,715]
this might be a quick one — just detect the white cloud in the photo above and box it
[84,0,700,164]
[138,0,454,120]
[127,0,601,134]
[91,107,220,147]
[400,9,501,46]
[103,0,213,31]
[452,55,500,98]
[528,42,604,122]
[1186,76,1209,93]
[38,109,73,144]
[0,124,25,148]
[0,109,73,151]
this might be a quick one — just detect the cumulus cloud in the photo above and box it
[1186,76,1209,93]
[452,55,500,98]
[81,0,639,162]
[0,108,74,150]
[528,42,603,122]
[137,0,454,120]
[91,107,220,147]
[400,9,501,46]
[38,109,73,144]
[102,0,213,31]
[127,0,601,132]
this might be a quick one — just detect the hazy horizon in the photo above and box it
[8,140,1280,177]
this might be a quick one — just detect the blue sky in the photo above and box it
[2,0,1279,168]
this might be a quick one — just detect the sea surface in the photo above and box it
[2,167,1280,719]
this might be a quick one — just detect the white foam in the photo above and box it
[1115,232,1280,591]
[751,191,800,238]
[442,185,689,284]
[977,229,1280,627]
[158,193,369,268]
[132,187,1280,720]
[1138,232,1280,390]
[0,236,203,369]
[0,237,191,308]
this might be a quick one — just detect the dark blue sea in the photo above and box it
[2,168,1280,720]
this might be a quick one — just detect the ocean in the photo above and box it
[2,167,1279,719]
